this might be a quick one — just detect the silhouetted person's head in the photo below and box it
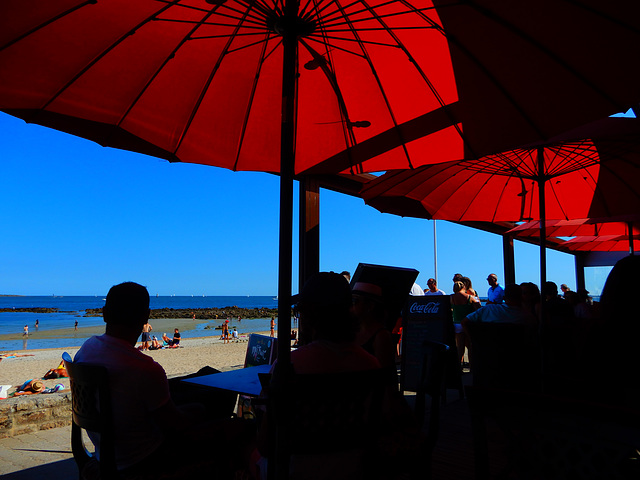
[295,272,355,344]
[103,282,150,343]
[542,281,558,300]
[487,273,498,287]
[520,282,540,305]
[503,284,523,307]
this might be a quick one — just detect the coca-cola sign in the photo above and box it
[409,301,440,314]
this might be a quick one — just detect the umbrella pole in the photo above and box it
[537,148,547,391]
[628,221,635,255]
[272,1,298,478]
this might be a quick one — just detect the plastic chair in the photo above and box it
[466,385,640,480]
[62,351,118,480]
[264,368,384,480]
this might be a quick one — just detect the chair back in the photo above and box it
[277,369,384,455]
[466,385,640,480]
[465,322,540,391]
[62,351,118,479]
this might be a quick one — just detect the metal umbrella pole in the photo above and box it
[272,0,298,478]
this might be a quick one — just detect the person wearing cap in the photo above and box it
[486,273,505,304]
[291,272,380,374]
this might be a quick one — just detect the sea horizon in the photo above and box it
[0,295,280,351]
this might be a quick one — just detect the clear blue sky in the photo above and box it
[0,112,612,297]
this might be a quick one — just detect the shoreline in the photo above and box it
[0,317,212,342]
[0,331,276,398]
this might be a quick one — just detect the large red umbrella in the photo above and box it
[361,117,640,284]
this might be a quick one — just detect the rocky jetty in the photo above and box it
[84,306,282,319]
[0,307,58,313]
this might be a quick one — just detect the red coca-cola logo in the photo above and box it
[409,302,440,314]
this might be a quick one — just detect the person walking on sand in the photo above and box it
[74,319,78,330]
[23,325,29,336]
[270,316,275,337]
[141,321,153,350]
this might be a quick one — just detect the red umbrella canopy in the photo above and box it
[360,118,640,223]
[1,1,640,175]
[561,235,640,252]
[508,218,640,238]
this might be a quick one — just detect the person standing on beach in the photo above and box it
[74,319,78,330]
[23,325,28,336]
[270,316,275,337]
[141,321,153,350]
[486,273,505,304]
[35,319,39,329]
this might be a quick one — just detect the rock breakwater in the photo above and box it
[84,306,282,319]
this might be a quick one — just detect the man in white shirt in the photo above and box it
[74,282,245,476]
[424,278,445,295]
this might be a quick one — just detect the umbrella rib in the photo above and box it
[300,36,358,163]
[323,0,426,169]
[157,15,268,29]
[173,5,260,156]
[226,36,274,54]
[34,0,179,114]
[307,33,401,48]
[0,0,92,51]
[318,1,442,29]
[232,31,272,171]
[112,8,223,132]
[304,36,366,58]
[306,0,363,163]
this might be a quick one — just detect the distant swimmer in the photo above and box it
[35,319,39,329]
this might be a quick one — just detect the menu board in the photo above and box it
[400,295,458,393]
[244,334,277,368]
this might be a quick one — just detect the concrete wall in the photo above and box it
[0,393,72,439]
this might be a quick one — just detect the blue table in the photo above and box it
[182,363,271,396]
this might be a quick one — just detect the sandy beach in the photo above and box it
[0,328,273,398]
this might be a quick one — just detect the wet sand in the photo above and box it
[0,331,272,398]
[0,318,210,342]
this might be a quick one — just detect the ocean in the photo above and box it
[0,296,280,351]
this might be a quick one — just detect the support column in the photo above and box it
[299,177,320,291]
[575,254,586,291]
[502,235,516,285]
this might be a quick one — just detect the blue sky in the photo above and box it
[0,112,612,297]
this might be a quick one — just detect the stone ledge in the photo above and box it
[0,393,72,439]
